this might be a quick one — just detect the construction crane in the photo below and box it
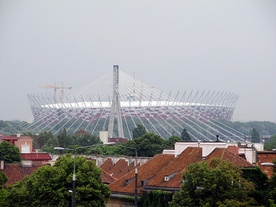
[40,82,72,106]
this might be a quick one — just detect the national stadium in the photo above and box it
[24,65,243,141]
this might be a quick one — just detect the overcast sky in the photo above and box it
[0,0,275,122]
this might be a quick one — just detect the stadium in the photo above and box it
[25,66,242,141]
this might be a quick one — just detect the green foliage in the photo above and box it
[0,120,23,135]
[140,190,173,207]
[133,124,147,139]
[164,136,182,149]
[0,188,8,206]
[181,129,192,141]
[87,145,123,156]
[4,155,110,207]
[242,167,269,206]
[124,132,165,157]
[69,133,102,146]
[265,135,276,151]
[0,171,8,186]
[266,160,276,205]
[36,131,54,148]
[0,141,21,163]
[169,159,255,207]
[57,128,68,147]
[251,128,260,143]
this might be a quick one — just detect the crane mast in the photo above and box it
[40,82,72,106]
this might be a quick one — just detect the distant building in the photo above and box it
[26,67,239,140]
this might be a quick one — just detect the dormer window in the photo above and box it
[124,176,135,186]
[164,171,178,182]
[164,176,170,182]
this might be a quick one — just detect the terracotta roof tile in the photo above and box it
[100,158,138,180]
[21,153,52,161]
[101,169,117,184]
[110,147,255,195]
[205,148,253,167]
[146,147,202,189]
[1,163,47,186]
[256,151,276,177]
[227,145,239,155]
[100,158,114,173]
[109,154,174,195]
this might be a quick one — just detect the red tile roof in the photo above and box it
[2,163,116,187]
[1,163,47,186]
[109,154,175,195]
[227,145,239,155]
[146,147,202,189]
[205,148,253,168]
[109,138,129,143]
[109,147,255,195]
[100,158,114,173]
[101,169,117,184]
[21,153,52,161]
[256,151,276,177]
[73,130,89,135]
[100,158,138,180]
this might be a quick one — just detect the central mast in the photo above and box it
[108,65,124,138]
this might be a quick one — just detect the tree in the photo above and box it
[4,154,110,207]
[251,128,260,143]
[70,133,102,146]
[266,160,276,205]
[140,190,173,207]
[164,136,182,149]
[0,141,21,163]
[169,159,255,207]
[242,167,269,206]
[264,135,276,151]
[125,132,165,157]
[57,128,68,147]
[133,124,147,139]
[36,131,54,148]
[181,129,192,141]
[0,171,8,186]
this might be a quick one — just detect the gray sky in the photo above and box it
[0,0,275,122]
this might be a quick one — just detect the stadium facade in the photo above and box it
[25,66,242,141]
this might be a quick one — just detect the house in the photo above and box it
[0,162,48,186]
[108,154,175,199]
[108,146,254,207]
[0,134,53,186]
[256,150,276,177]
[0,134,52,164]
[143,147,202,192]
[172,141,264,164]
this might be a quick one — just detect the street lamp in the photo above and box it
[54,143,114,207]
[54,146,90,207]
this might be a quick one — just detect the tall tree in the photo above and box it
[266,160,276,206]
[169,159,255,207]
[0,141,21,163]
[4,154,110,207]
[264,135,276,150]
[125,132,165,157]
[165,136,182,149]
[70,133,101,146]
[57,128,68,147]
[132,124,147,139]
[181,129,192,141]
[251,128,260,143]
